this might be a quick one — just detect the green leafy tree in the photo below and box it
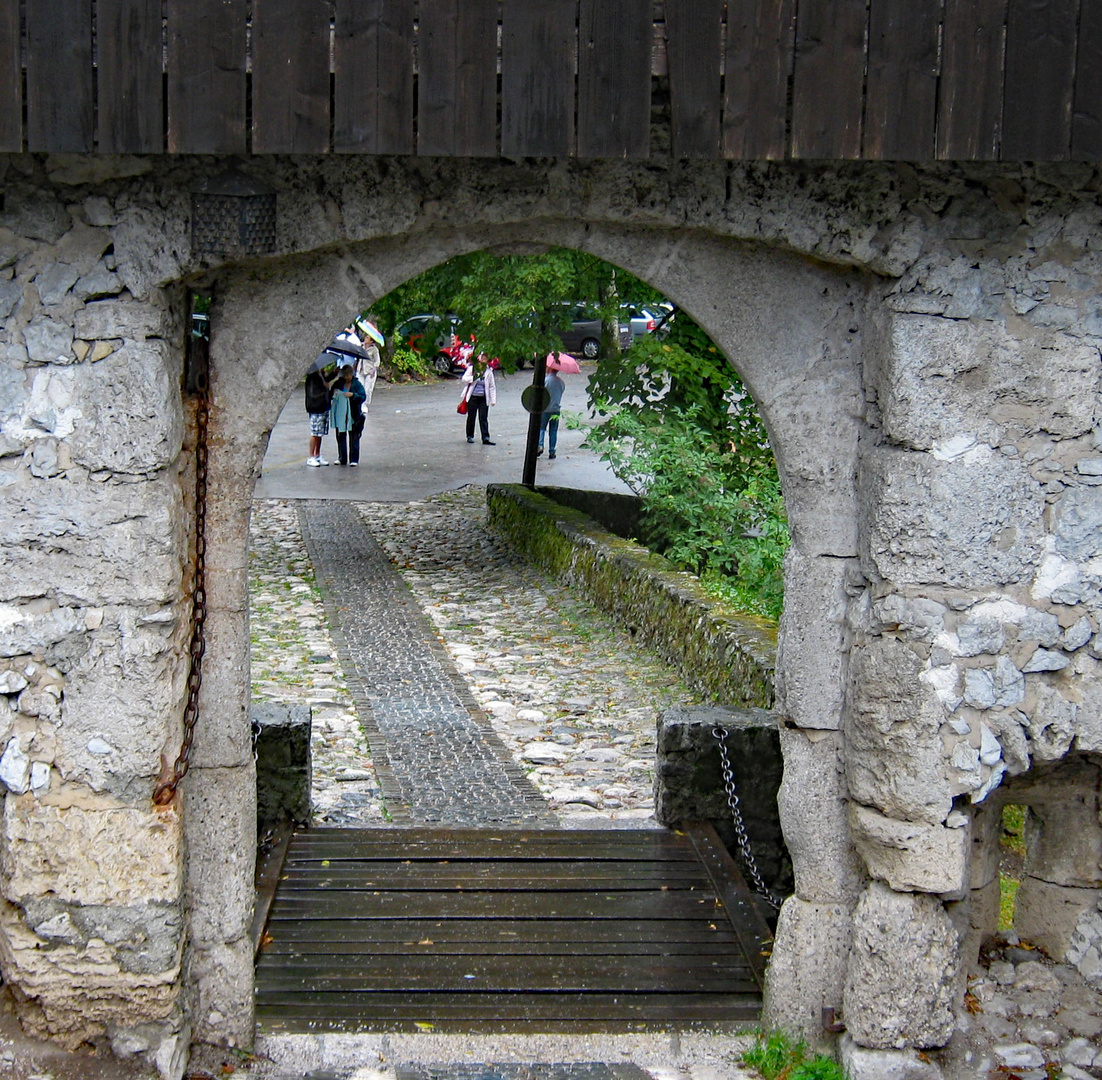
[367,248,661,368]
[367,251,788,617]
[585,309,788,619]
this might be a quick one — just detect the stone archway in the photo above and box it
[189,220,869,1043]
[3,155,1102,1078]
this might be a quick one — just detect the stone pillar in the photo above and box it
[0,180,192,1079]
[180,390,261,1047]
[763,725,866,1049]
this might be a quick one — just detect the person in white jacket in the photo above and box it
[460,354,497,444]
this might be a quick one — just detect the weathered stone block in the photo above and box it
[762,897,853,1050]
[73,299,166,341]
[185,938,254,1047]
[969,804,1002,890]
[253,702,312,827]
[1021,780,1102,888]
[55,625,187,796]
[778,725,866,903]
[23,317,75,364]
[67,343,184,474]
[839,1035,945,1080]
[189,597,253,771]
[654,705,790,895]
[844,881,959,1049]
[0,475,184,606]
[849,803,970,897]
[775,549,850,730]
[861,444,1045,589]
[845,636,953,825]
[1015,878,1100,961]
[1053,486,1102,561]
[959,878,1001,973]
[0,793,182,907]
[875,313,1099,450]
[0,898,180,1049]
[182,765,256,948]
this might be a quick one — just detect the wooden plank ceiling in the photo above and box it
[254,823,772,1033]
[1,0,1098,161]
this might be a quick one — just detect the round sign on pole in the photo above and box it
[521,385,552,414]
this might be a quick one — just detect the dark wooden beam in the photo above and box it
[578,0,652,158]
[98,0,164,154]
[724,0,795,161]
[334,0,416,155]
[167,0,248,154]
[26,0,93,152]
[666,0,723,159]
[502,0,576,158]
[252,0,331,154]
[864,0,938,160]
[791,0,866,159]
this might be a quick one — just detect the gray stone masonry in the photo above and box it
[653,705,790,899]
[2,151,1102,1077]
[251,703,311,828]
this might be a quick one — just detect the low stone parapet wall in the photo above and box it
[486,484,776,708]
[655,704,791,901]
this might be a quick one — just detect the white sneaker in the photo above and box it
[349,461,358,467]
[307,457,321,467]
[317,457,330,466]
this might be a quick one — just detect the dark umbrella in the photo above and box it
[307,340,369,374]
[325,336,371,360]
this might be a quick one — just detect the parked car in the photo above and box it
[395,314,467,373]
[620,302,672,343]
[514,304,632,365]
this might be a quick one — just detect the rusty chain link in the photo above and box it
[713,726,783,909]
[154,390,209,805]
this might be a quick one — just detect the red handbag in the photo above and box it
[457,398,468,414]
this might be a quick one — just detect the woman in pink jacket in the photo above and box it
[460,354,497,445]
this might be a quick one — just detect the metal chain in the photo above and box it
[713,726,783,909]
[154,391,209,805]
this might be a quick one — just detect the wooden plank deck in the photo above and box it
[255,822,772,1033]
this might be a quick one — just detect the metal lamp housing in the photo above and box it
[191,170,277,257]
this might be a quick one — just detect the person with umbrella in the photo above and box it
[538,352,579,459]
[305,352,340,467]
[330,363,368,466]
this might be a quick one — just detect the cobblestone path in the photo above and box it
[298,500,550,826]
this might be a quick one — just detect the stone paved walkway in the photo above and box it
[245,489,1102,1080]
[249,489,702,830]
[299,499,550,826]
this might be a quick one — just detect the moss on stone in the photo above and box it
[487,484,775,707]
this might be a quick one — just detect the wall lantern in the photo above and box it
[191,169,277,257]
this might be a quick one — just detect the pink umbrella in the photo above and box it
[545,351,582,374]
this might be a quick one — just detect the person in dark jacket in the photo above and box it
[330,364,368,466]
[305,366,337,466]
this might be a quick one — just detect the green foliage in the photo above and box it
[368,251,788,618]
[998,804,1026,930]
[584,306,787,619]
[366,248,664,369]
[742,1030,848,1080]
[386,347,431,379]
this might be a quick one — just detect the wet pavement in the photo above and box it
[254,371,630,504]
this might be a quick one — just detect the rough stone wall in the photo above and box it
[0,151,1100,1074]
[0,156,190,1069]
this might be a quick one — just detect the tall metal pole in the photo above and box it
[521,352,548,489]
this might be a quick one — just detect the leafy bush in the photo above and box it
[584,402,789,620]
[742,1029,848,1080]
[385,347,432,380]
